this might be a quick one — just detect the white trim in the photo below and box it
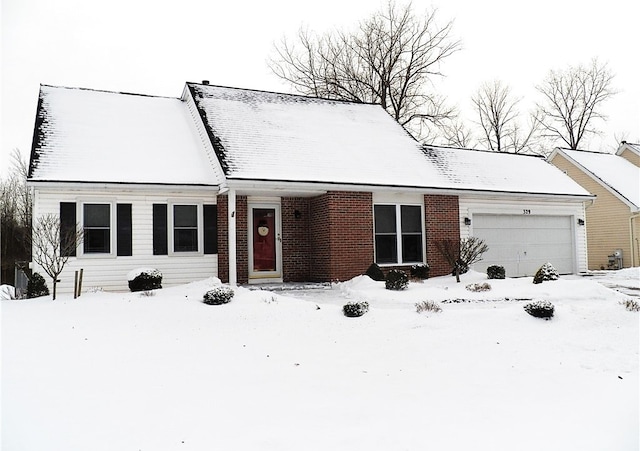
[228,188,237,286]
[168,203,203,256]
[78,200,116,258]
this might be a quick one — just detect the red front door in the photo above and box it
[252,208,277,272]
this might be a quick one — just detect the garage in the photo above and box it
[472,214,575,277]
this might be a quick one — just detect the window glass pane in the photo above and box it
[174,229,198,252]
[84,229,110,253]
[84,204,110,227]
[401,205,422,233]
[174,205,197,227]
[375,235,397,264]
[402,234,422,263]
[374,205,396,233]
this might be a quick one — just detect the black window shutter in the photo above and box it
[203,204,217,254]
[153,204,168,255]
[60,202,77,257]
[117,204,132,256]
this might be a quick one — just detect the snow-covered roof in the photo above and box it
[617,141,640,157]
[420,145,592,197]
[187,83,590,198]
[554,148,640,210]
[29,85,222,186]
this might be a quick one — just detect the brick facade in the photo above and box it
[218,191,460,283]
[424,194,460,277]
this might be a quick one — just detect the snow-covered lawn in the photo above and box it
[2,270,638,450]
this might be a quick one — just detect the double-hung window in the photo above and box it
[83,204,111,254]
[374,204,423,264]
[173,205,198,252]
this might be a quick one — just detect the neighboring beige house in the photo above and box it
[549,142,640,269]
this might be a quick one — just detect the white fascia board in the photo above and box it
[554,149,638,211]
[27,180,223,194]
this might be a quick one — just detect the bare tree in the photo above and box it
[472,80,539,153]
[536,59,616,150]
[436,237,489,283]
[269,1,461,139]
[30,214,83,300]
[441,118,474,148]
[1,149,32,284]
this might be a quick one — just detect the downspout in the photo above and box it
[631,213,640,268]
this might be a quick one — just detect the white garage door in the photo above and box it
[472,214,574,277]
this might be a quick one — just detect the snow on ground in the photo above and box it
[2,271,638,451]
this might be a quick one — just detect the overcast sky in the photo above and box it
[2,0,639,175]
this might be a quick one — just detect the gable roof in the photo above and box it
[28,85,222,186]
[187,83,590,198]
[551,148,640,210]
[617,141,640,159]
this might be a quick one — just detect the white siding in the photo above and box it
[459,196,588,275]
[31,185,218,294]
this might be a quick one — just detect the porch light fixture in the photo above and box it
[464,217,471,226]
[294,209,302,219]
[577,218,585,226]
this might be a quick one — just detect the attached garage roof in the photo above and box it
[28,85,222,186]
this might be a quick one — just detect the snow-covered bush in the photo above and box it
[415,300,442,313]
[533,262,559,284]
[0,285,16,300]
[487,265,505,280]
[365,263,385,281]
[466,282,491,292]
[524,300,555,319]
[127,268,162,292]
[203,286,234,305]
[410,263,430,280]
[621,299,640,312]
[27,272,49,298]
[343,301,369,317]
[385,269,408,291]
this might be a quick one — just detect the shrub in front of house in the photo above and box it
[466,282,491,292]
[487,265,506,280]
[128,268,163,292]
[385,269,408,291]
[621,299,640,312]
[343,301,369,317]
[365,263,385,282]
[203,286,235,305]
[532,262,559,284]
[27,272,49,298]
[524,300,555,319]
[410,263,430,280]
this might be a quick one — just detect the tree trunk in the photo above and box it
[52,279,57,301]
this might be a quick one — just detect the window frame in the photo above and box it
[79,201,116,257]
[373,203,425,266]
[169,203,204,255]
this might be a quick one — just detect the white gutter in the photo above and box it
[630,213,640,267]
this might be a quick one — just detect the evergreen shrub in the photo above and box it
[487,265,506,280]
[410,264,430,280]
[533,263,559,284]
[128,268,163,292]
[343,301,369,317]
[27,272,49,298]
[524,300,555,319]
[365,263,385,281]
[385,269,408,291]
[203,286,235,305]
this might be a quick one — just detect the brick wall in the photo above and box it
[424,194,460,277]
[282,197,311,281]
[310,191,374,281]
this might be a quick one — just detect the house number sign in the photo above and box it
[523,209,531,215]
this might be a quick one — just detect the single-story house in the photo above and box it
[28,83,593,293]
[549,143,640,269]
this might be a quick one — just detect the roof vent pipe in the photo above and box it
[202,80,210,85]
